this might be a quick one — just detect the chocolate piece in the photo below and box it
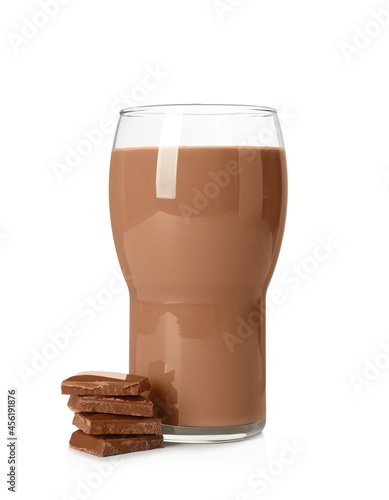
[69,430,164,457]
[67,395,154,417]
[73,412,162,435]
[61,371,150,396]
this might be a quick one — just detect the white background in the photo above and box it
[1,0,389,498]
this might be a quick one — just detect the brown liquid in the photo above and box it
[109,146,287,427]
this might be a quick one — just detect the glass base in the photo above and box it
[162,419,266,444]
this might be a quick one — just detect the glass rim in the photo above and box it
[119,103,277,117]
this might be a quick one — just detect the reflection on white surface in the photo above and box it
[156,113,183,199]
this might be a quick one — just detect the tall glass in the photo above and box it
[109,104,287,442]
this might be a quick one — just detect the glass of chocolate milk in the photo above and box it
[109,104,287,442]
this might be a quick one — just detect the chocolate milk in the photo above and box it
[109,146,287,427]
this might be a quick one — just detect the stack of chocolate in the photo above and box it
[61,371,163,457]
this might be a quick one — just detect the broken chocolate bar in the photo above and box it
[69,430,164,457]
[67,395,154,417]
[61,371,150,396]
[73,412,162,435]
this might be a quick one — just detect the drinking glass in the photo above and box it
[109,104,287,442]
